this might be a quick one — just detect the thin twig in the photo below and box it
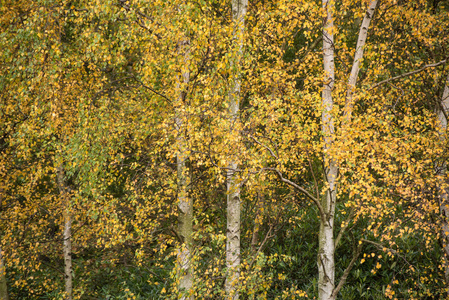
[331,242,363,299]
[40,258,65,276]
[133,78,173,103]
[249,225,274,268]
[306,149,320,200]
[361,238,413,267]
[370,59,447,90]
[249,135,278,159]
[266,167,325,220]
[334,207,356,250]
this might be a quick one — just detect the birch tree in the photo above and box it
[0,246,7,300]
[226,0,248,299]
[176,34,193,300]
[319,0,337,297]
[437,73,449,294]
[0,187,7,300]
[1,0,447,298]
[56,165,72,300]
[243,1,381,298]
[319,1,377,299]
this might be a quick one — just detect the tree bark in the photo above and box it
[0,189,8,300]
[225,1,247,299]
[0,245,8,300]
[345,0,378,120]
[319,0,337,299]
[319,1,378,299]
[251,191,264,253]
[57,167,72,300]
[63,214,72,300]
[176,39,193,300]
[437,74,449,295]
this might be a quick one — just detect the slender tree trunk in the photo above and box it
[0,190,8,300]
[57,167,72,300]
[177,142,193,300]
[225,1,247,299]
[176,39,193,300]
[63,214,72,300]
[437,74,449,295]
[251,191,264,253]
[345,0,378,120]
[0,245,8,300]
[319,1,378,298]
[319,0,336,299]
[226,165,241,300]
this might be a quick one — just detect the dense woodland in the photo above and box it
[1,0,449,299]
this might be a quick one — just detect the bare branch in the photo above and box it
[331,242,363,299]
[249,225,274,268]
[306,149,320,200]
[437,73,449,127]
[266,167,325,220]
[334,207,356,250]
[344,0,378,121]
[132,77,173,103]
[295,36,323,66]
[247,135,323,215]
[370,59,447,90]
[361,239,413,267]
[249,134,278,159]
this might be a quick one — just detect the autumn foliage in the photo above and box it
[1,0,449,299]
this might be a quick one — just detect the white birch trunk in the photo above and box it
[57,167,72,300]
[0,245,8,300]
[345,0,378,120]
[176,39,193,300]
[225,1,247,299]
[437,74,449,295]
[319,1,336,299]
[319,1,378,299]
[250,191,263,253]
[0,190,8,300]
[63,214,72,300]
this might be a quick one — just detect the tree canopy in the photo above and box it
[1,0,449,299]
